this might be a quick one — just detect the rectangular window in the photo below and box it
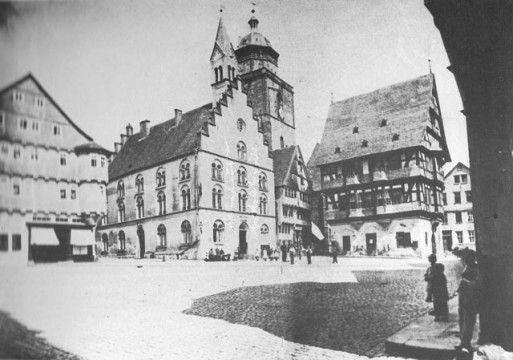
[19,118,28,130]
[60,153,66,166]
[454,192,461,204]
[13,146,21,159]
[456,231,463,244]
[36,97,45,107]
[12,234,21,251]
[91,155,97,167]
[53,125,61,136]
[455,211,462,224]
[30,148,38,161]
[71,190,76,199]
[13,91,23,102]
[466,191,472,202]
[0,234,8,251]
[60,189,66,199]
[396,232,412,248]
[454,175,460,184]
[13,184,20,196]
[442,193,447,205]
[468,230,475,243]
[32,121,39,131]
[468,211,474,222]
[461,174,468,184]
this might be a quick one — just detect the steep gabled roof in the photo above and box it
[210,16,236,61]
[0,73,93,141]
[108,104,212,180]
[272,145,297,187]
[444,162,470,180]
[309,74,445,169]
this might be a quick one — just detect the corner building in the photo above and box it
[98,14,311,259]
[0,74,109,264]
[308,74,450,257]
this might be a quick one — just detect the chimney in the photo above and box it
[114,142,121,154]
[126,123,133,137]
[120,134,127,145]
[175,109,182,125]
[140,120,150,137]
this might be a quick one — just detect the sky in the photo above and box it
[0,0,469,168]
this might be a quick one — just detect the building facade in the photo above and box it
[308,74,451,257]
[97,14,311,259]
[0,74,109,264]
[441,162,475,250]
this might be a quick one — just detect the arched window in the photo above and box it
[280,136,284,149]
[213,220,224,243]
[180,160,190,181]
[118,230,126,250]
[261,224,269,234]
[117,201,125,222]
[136,196,144,219]
[157,224,166,247]
[214,67,219,82]
[181,220,192,244]
[136,174,144,192]
[102,233,109,252]
[238,190,248,212]
[259,194,268,215]
[237,119,246,132]
[211,160,223,181]
[237,167,247,186]
[227,65,232,80]
[157,191,166,215]
[237,141,247,161]
[212,185,223,210]
[117,180,125,197]
[259,173,267,191]
[181,186,191,211]
[156,167,166,187]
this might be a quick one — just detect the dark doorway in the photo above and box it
[442,230,453,251]
[137,226,145,258]
[366,233,377,255]
[239,223,248,255]
[342,236,351,253]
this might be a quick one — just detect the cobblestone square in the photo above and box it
[0,256,461,359]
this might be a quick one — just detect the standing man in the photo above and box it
[306,246,312,265]
[456,249,482,353]
[280,242,287,262]
[332,242,338,264]
[289,246,296,265]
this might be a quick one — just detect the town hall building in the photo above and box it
[97,13,312,259]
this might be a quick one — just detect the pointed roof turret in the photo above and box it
[210,13,235,60]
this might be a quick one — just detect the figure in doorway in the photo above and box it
[306,246,312,265]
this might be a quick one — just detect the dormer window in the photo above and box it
[353,126,359,134]
[392,134,400,141]
[362,140,368,148]
[334,147,341,154]
[380,119,388,127]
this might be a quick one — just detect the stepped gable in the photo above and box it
[272,145,297,187]
[309,74,435,169]
[109,103,212,180]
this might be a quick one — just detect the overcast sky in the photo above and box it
[0,0,469,168]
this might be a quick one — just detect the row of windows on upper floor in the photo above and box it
[1,143,106,168]
[0,112,63,136]
[116,186,270,222]
[282,205,311,220]
[442,191,471,205]
[10,91,45,107]
[443,210,473,224]
[0,176,105,199]
[443,230,475,244]
[453,174,468,184]
[283,187,312,203]
[116,160,269,197]
[321,149,440,184]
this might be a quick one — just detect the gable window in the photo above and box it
[19,118,28,130]
[181,220,192,244]
[60,153,66,166]
[237,141,247,161]
[212,185,223,210]
[13,91,23,102]
[454,175,460,184]
[136,174,144,193]
[181,186,191,210]
[118,231,126,250]
[237,119,246,132]
[211,160,223,181]
[32,121,39,131]
[238,190,248,212]
[461,174,468,184]
[117,181,125,197]
[213,220,224,243]
[136,196,144,219]
[454,192,461,204]
[259,173,267,191]
[157,191,166,215]
[180,160,190,181]
[156,167,166,187]
[36,97,45,107]
[157,224,167,247]
[53,125,61,136]
[91,155,97,167]
[237,167,247,186]
[259,194,267,215]
[117,201,125,222]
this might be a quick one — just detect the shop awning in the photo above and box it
[31,227,60,246]
[311,222,325,240]
[70,229,94,246]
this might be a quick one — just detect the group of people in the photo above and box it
[206,247,230,261]
[424,249,482,355]
[253,244,314,265]
[254,247,280,261]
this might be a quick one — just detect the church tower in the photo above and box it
[235,10,296,151]
[210,13,238,104]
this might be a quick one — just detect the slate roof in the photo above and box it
[108,104,212,180]
[272,145,296,187]
[309,74,442,168]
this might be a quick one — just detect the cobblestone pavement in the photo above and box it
[0,256,460,360]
